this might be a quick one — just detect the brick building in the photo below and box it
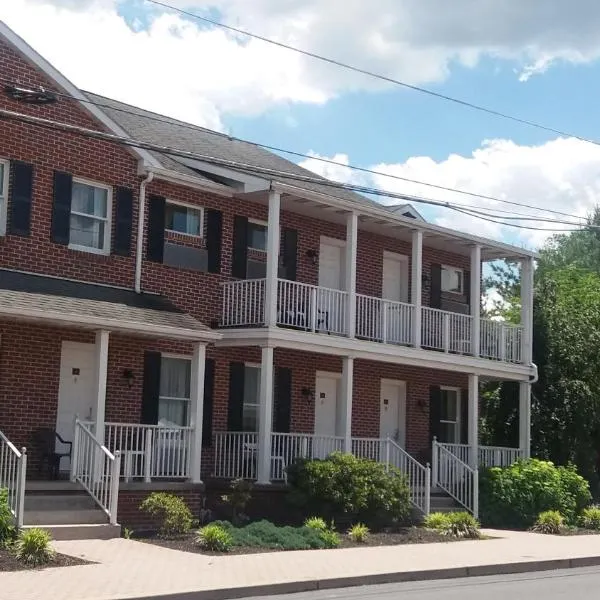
[0,22,535,532]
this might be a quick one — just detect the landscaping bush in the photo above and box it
[139,492,193,537]
[304,517,327,532]
[320,528,341,548]
[423,512,480,539]
[0,488,16,547]
[423,512,450,530]
[287,452,411,526]
[580,506,600,530]
[479,459,591,528]
[347,523,369,543]
[532,510,564,534]
[221,478,253,526]
[14,528,54,566]
[196,524,233,552]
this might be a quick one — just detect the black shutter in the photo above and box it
[147,195,165,262]
[429,385,442,442]
[281,228,298,281]
[464,270,471,308]
[228,362,245,431]
[51,171,72,245]
[202,358,215,447]
[141,351,161,425]
[206,209,223,274]
[231,215,248,278]
[429,263,442,309]
[8,160,33,237]
[460,388,469,444]
[113,186,133,256]
[274,367,292,433]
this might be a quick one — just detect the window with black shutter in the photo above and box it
[8,160,33,237]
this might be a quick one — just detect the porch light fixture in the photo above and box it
[305,249,318,265]
[122,369,135,388]
[301,387,314,402]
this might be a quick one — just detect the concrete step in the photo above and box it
[23,523,121,541]
[24,509,109,526]
[24,493,97,512]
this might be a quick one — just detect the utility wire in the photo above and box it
[145,0,600,150]
[0,77,588,224]
[0,106,590,234]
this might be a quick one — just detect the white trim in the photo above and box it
[144,166,233,197]
[441,265,464,294]
[383,251,409,263]
[245,362,262,369]
[161,352,192,361]
[248,218,268,227]
[165,199,205,239]
[316,370,342,380]
[439,387,461,444]
[381,378,407,387]
[320,235,346,248]
[0,158,9,236]
[247,218,269,253]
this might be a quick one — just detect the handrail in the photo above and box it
[71,419,121,525]
[0,430,27,528]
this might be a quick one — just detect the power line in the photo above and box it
[0,105,591,235]
[0,77,587,224]
[145,0,600,150]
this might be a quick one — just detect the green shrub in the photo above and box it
[347,523,369,543]
[580,506,600,530]
[0,488,15,547]
[320,529,341,548]
[14,528,54,566]
[196,524,233,552]
[221,478,253,526]
[287,452,411,526]
[423,512,480,539]
[479,459,591,528]
[304,517,327,532]
[423,512,450,530]
[139,492,193,537]
[532,510,564,534]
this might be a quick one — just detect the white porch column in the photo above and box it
[467,374,479,469]
[257,346,275,484]
[345,212,358,338]
[265,190,281,328]
[519,381,531,459]
[411,229,423,348]
[92,330,109,446]
[470,245,482,357]
[189,343,206,484]
[340,357,354,453]
[520,257,534,364]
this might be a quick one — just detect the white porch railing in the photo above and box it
[480,319,523,363]
[213,432,259,479]
[72,419,121,525]
[104,423,193,481]
[351,436,385,461]
[221,279,266,327]
[437,442,523,468]
[421,307,473,354]
[432,439,478,517]
[356,295,414,345]
[0,430,26,528]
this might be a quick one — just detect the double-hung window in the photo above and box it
[246,219,268,279]
[158,356,191,427]
[242,365,261,431]
[69,179,111,254]
[441,266,464,294]
[165,201,203,237]
[438,387,461,444]
[0,160,8,236]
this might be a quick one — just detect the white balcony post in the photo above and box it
[345,211,358,338]
[265,190,281,328]
[470,245,481,356]
[189,343,206,484]
[519,381,531,459]
[411,230,423,348]
[340,356,354,453]
[257,346,275,484]
[520,257,534,365]
[93,331,109,447]
[467,374,479,470]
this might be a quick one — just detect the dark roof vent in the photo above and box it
[4,85,58,105]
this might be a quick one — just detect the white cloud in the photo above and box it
[297,152,367,186]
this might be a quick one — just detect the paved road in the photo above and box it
[247,567,600,600]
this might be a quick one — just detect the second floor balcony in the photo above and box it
[220,278,524,364]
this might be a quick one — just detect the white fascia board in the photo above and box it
[144,165,234,197]
[216,327,534,381]
[0,21,160,169]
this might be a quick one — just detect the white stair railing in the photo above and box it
[432,438,478,518]
[71,419,121,525]
[0,430,26,528]
[383,438,430,515]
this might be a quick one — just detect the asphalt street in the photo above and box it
[246,567,600,599]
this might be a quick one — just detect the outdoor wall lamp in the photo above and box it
[301,387,315,402]
[305,249,318,265]
[122,369,135,388]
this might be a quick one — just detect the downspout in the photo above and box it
[135,170,154,293]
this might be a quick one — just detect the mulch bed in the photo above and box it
[141,527,468,556]
[558,528,600,536]
[0,548,90,572]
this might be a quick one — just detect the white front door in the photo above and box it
[314,374,340,457]
[318,239,346,333]
[379,380,406,448]
[56,342,96,471]
[382,252,409,343]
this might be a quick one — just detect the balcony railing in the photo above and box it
[221,279,525,365]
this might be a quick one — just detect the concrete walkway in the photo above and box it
[2,530,600,600]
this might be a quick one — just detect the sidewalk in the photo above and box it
[2,530,600,600]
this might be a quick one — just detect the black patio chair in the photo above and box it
[32,428,72,480]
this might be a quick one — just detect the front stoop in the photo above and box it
[429,487,463,513]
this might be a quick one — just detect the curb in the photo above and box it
[124,554,600,600]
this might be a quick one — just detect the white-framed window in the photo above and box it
[243,364,261,431]
[0,159,8,236]
[69,178,112,254]
[441,265,464,294]
[165,200,203,238]
[439,387,461,444]
[158,356,191,427]
[248,219,267,252]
